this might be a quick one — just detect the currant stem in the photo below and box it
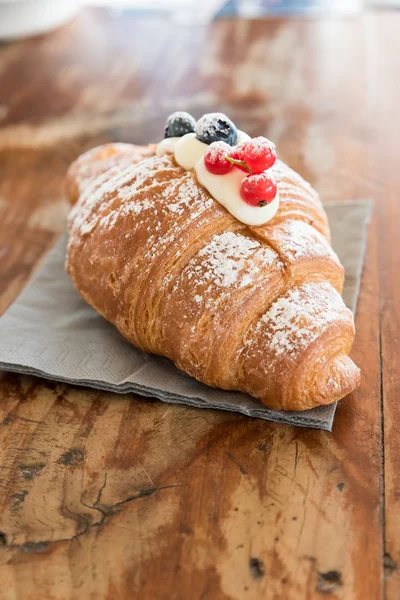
[226,156,252,173]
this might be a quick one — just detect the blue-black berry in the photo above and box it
[195,112,238,146]
[164,111,196,138]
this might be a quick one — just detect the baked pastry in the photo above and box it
[66,112,360,411]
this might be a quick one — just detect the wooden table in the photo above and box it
[0,8,399,599]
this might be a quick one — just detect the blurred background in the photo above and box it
[0,0,399,40]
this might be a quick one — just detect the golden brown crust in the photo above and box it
[65,143,155,206]
[65,143,360,411]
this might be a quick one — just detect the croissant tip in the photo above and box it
[271,355,360,412]
[319,355,361,407]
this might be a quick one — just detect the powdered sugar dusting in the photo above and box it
[70,158,160,236]
[127,198,153,215]
[254,282,342,357]
[164,177,211,217]
[142,173,215,262]
[197,232,260,288]
[274,220,337,261]
[180,232,278,309]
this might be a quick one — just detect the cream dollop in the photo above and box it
[156,137,180,156]
[155,129,279,226]
[174,133,208,170]
[195,158,279,227]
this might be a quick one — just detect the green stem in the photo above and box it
[226,156,252,173]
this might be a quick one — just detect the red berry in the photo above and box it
[204,141,233,175]
[237,136,276,173]
[240,172,277,207]
[228,147,250,173]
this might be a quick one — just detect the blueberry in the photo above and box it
[195,112,238,146]
[164,111,197,138]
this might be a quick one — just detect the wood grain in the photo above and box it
[374,12,400,599]
[0,8,396,599]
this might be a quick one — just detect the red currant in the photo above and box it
[237,137,276,174]
[227,147,251,173]
[240,172,277,207]
[204,141,233,175]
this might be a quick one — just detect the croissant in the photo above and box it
[65,140,360,411]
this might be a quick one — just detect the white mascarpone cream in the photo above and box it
[156,137,180,156]
[156,130,279,227]
[174,133,207,170]
[195,158,280,227]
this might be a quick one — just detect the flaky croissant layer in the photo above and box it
[65,143,360,410]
